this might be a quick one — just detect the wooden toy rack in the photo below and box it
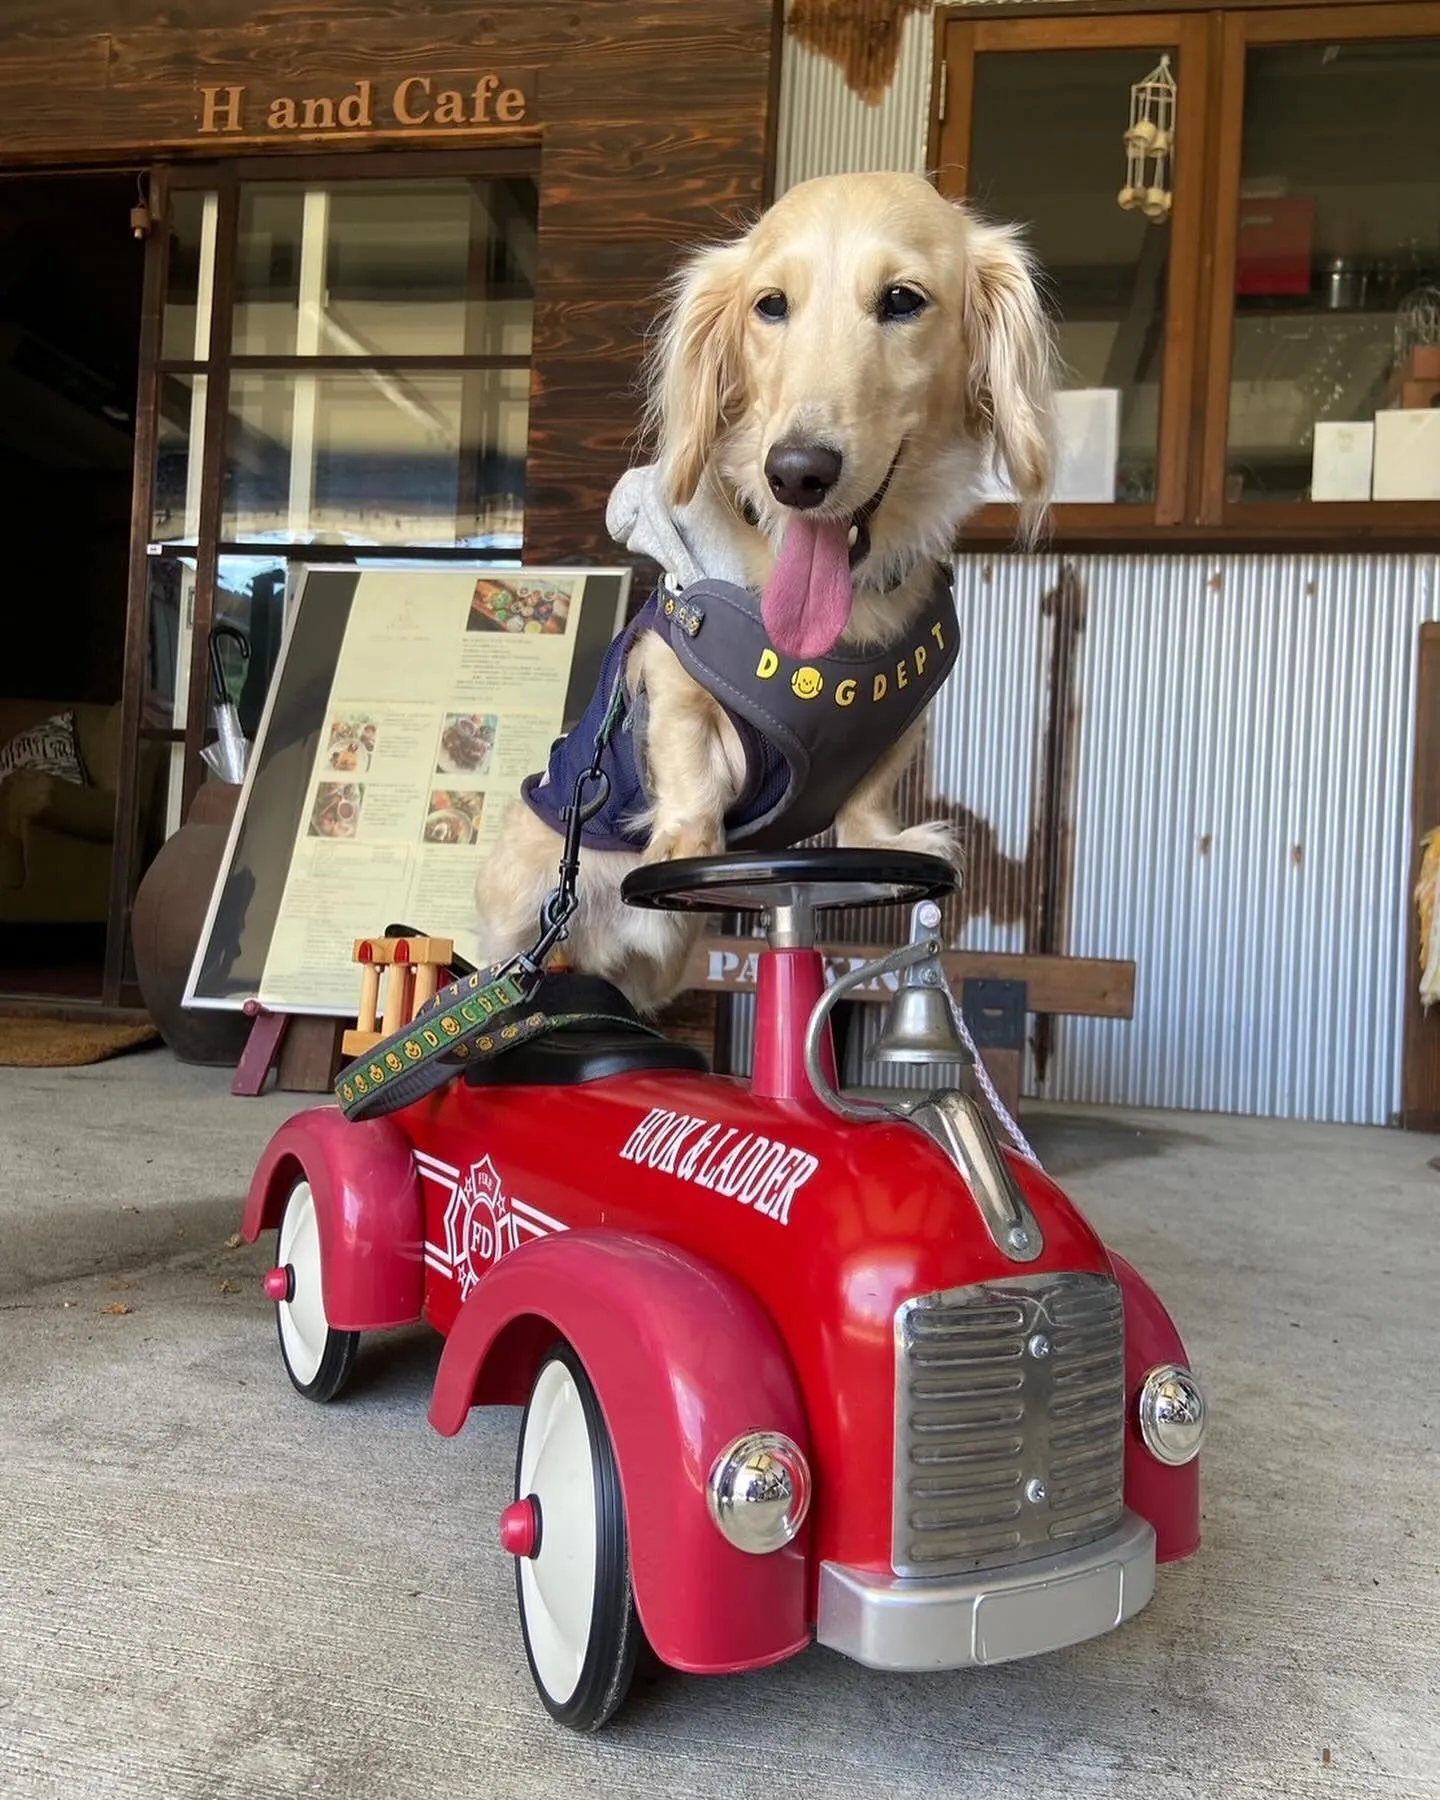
[341,935,456,1058]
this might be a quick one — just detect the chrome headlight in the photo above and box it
[707,1431,811,1554]
[1138,1363,1207,1466]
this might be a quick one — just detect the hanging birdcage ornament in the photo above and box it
[1394,283,1440,365]
[1118,54,1176,223]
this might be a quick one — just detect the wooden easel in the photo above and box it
[232,936,457,1097]
[231,1002,344,1096]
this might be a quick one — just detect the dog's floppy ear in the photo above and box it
[961,215,1057,543]
[646,237,750,508]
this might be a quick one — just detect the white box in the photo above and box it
[1311,421,1374,502]
[1372,409,1440,502]
[979,388,1122,505]
[1052,388,1121,504]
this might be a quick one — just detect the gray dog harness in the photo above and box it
[523,569,958,855]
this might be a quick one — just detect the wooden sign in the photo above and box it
[195,71,536,141]
[683,938,1136,1019]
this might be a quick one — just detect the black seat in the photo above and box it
[462,971,709,1089]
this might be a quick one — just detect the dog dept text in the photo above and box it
[756,617,949,706]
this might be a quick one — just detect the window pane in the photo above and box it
[232,176,537,358]
[231,187,305,358]
[151,373,207,544]
[214,555,294,742]
[142,553,193,730]
[1227,39,1440,503]
[221,369,528,547]
[161,190,218,361]
[971,48,1180,504]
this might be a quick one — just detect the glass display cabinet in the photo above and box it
[932,1,1440,544]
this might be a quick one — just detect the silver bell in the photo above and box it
[871,982,969,1063]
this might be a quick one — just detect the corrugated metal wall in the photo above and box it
[775,4,934,192]
[1054,553,1438,1124]
[802,553,1439,1126]
[726,554,1438,1123]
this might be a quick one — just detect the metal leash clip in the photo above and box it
[511,666,627,981]
[515,762,611,979]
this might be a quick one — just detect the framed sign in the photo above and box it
[185,563,632,1015]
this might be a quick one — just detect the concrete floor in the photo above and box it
[1,1047,1438,1800]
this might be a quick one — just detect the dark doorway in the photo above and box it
[0,173,146,1001]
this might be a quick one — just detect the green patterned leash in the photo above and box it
[334,668,631,1122]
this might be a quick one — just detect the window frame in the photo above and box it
[930,0,1440,548]
[1198,2,1440,531]
[157,147,541,811]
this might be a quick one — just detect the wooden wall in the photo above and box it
[0,0,780,564]
[1403,623,1440,1131]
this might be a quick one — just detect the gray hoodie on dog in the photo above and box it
[605,465,751,591]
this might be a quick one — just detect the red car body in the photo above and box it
[243,942,1201,1687]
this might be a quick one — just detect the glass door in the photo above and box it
[152,153,538,826]
[934,13,1209,534]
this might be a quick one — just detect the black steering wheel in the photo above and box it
[621,847,955,914]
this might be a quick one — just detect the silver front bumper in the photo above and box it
[816,1510,1156,1673]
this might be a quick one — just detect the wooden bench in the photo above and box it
[670,937,1136,1120]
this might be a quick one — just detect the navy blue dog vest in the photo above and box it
[522,572,958,855]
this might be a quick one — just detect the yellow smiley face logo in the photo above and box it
[791,666,824,700]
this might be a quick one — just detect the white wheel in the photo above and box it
[513,1345,640,1730]
[273,1178,359,1403]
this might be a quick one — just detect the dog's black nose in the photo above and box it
[764,441,842,510]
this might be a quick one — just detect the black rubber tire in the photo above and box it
[276,1306,359,1404]
[513,1343,642,1731]
[272,1179,361,1404]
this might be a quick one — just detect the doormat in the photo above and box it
[0,1016,161,1068]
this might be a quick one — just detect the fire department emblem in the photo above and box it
[443,1154,512,1296]
[414,1148,569,1293]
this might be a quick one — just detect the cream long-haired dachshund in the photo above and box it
[475,171,1056,1014]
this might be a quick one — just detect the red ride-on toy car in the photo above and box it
[242,849,1206,1731]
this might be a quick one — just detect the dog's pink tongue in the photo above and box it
[761,517,854,659]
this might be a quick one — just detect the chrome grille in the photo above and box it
[893,1272,1125,1577]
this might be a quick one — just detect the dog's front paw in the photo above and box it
[642,822,725,865]
[884,820,964,872]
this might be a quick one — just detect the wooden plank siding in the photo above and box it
[1403,624,1440,1130]
[0,0,779,565]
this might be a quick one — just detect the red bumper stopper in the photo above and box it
[263,1266,293,1302]
[499,1496,540,1558]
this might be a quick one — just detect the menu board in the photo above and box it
[185,564,631,1015]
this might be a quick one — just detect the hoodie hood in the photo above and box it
[606,465,865,659]
[605,466,752,591]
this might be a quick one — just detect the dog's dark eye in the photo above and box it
[879,284,927,321]
[754,292,789,322]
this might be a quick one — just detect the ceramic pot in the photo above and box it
[131,782,250,1066]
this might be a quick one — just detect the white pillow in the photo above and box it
[0,711,87,789]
